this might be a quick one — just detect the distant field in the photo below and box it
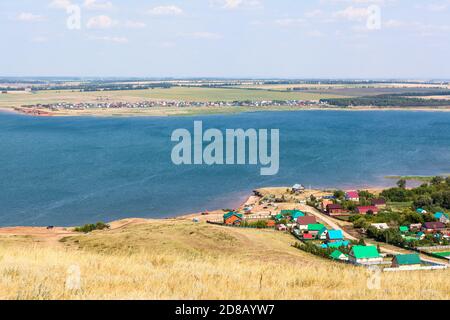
[0,87,347,108]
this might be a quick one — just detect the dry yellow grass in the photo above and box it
[0,219,449,300]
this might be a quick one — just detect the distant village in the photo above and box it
[207,184,450,272]
[17,99,320,113]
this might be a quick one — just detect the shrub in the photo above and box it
[74,222,110,233]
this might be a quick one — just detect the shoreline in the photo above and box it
[2,105,450,118]
[0,185,389,232]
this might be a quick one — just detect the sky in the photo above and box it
[1,0,450,79]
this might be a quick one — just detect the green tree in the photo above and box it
[397,179,407,189]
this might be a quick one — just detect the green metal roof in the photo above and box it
[307,223,326,231]
[223,212,242,220]
[351,245,380,259]
[330,250,345,260]
[394,254,421,266]
[399,226,409,232]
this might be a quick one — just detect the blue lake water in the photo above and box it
[0,110,449,226]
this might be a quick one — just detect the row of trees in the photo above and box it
[321,93,450,107]
[381,177,450,211]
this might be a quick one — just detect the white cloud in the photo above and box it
[31,36,49,43]
[333,6,369,21]
[83,0,114,10]
[124,21,146,29]
[86,15,116,29]
[49,0,72,9]
[90,36,128,43]
[148,5,183,16]
[16,12,46,22]
[210,0,262,10]
[275,18,305,27]
[183,32,222,40]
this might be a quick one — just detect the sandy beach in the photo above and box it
[2,105,450,118]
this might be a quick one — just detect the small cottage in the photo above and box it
[356,206,379,215]
[327,230,344,243]
[399,226,409,233]
[223,212,243,225]
[327,204,345,216]
[422,221,446,233]
[371,198,386,209]
[434,212,450,224]
[371,223,389,230]
[392,254,421,269]
[346,191,360,202]
[348,246,383,265]
[330,250,349,261]
[409,223,422,231]
[296,216,317,230]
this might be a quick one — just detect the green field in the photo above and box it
[0,87,349,108]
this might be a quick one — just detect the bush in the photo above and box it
[74,222,110,233]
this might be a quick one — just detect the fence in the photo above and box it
[416,245,450,251]
[384,265,448,272]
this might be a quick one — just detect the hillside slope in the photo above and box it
[0,219,449,300]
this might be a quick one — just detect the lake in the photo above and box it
[0,110,449,226]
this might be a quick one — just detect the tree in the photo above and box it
[430,176,444,186]
[333,190,345,200]
[397,179,407,189]
[414,195,433,208]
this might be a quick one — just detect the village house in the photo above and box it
[321,240,350,249]
[399,226,409,233]
[409,223,422,231]
[392,254,422,269]
[371,223,389,230]
[266,220,276,228]
[292,184,305,194]
[223,212,243,225]
[307,223,327,239]
[296,216,317,230]
[434,212,450,224]
[330,250,349,261]
[345,191,360,202]
[416,208,427,214]
[276,224,287,231]
[321,199,333,213]
[371,198,386,209]
[326,204,345,216]
[327,230,344,243]
[348,245,383,265]
[356,206,379,215]
[422,221,446,233]
[302,233,314,240]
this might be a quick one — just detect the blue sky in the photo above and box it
[1,0,450,78]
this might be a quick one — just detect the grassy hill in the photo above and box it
[0,219,449,300]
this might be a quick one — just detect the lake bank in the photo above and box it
[3,105,450,118]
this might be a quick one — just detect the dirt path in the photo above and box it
[0,218,150,245]
[300,204,358,241]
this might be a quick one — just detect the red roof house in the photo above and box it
[296,216,317,231]
[326,204,345,216]
[356,206,379,215]
[346,191,360,201]
[422,222,446,232]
